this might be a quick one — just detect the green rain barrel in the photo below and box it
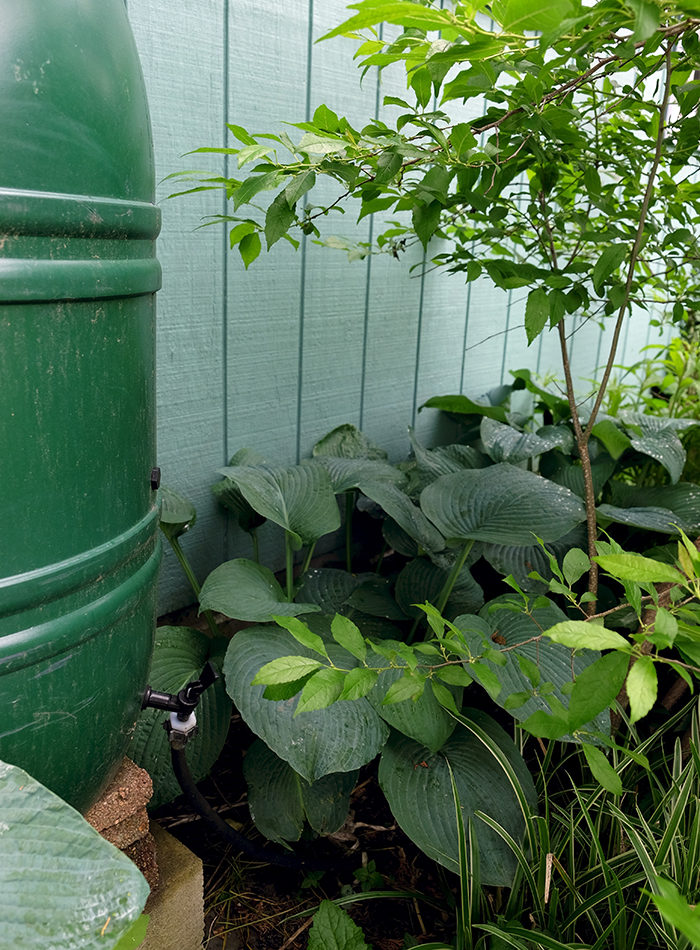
[0,0,161,811]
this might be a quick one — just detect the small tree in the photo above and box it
[179,0,700,608]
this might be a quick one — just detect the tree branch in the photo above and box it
[584,43,676,440]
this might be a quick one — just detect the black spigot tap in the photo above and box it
[141,661,218,749]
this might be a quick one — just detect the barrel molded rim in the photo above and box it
[0,188,161,239]
[0,257,162,302]
[0,542,160,673]
[0,507,160,617]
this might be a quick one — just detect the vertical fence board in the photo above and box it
[224,0,309,468]
[295,1,379,458]
[412,268,472,445]
[461,280,511,395]
[217,0,312,572]
[353,43,425,461]
[358,250,424,459]
[128,0,226,610]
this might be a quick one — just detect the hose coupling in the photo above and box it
[141,660,218,748]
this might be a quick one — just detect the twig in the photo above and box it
[584,42,676,440]
[660,677,691,710]
[280,917,313,950]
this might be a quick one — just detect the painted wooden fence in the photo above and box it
[126,0,672,611]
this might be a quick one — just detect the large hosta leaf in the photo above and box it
[607,481,700,532]
[368,670,460,752]
[127,627,232,809]
[378,712,537,884]
[316,456,403,493]
[409,428,487,481]
[296,568,372,614]
[224,626,389,782]
[395,556,484,619]
[456,599,608,735]
[217,460,340,547]
[313,423,388,460]
[622,413,698,433]
[420,464,585,546]
[482,526,586,593]
[383,517,420,557]
[361,479,445,552]
[540,451,616,499]
[480,418,573,463]
[199,559,321,622]
[597,504,689,534]
[212,448,268,533]
[295,570,407,633]
[212,477,265,532]
[421,393,509,422]
[0,760,149,949]
[621,414,696,484]
[346,576,408,620]
[243,740,357,843]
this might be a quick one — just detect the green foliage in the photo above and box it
[158,485,196,541]
[0,760,149,950]
[456,598,611,734]
[217,460,340,550]
[165,0,700,929]
[111,916,150,950]
[433,703,700,948]
[126,626,232,809]
[223,624,389,784]
[199,559,321,622]
[606,335,700,422]
[307,900,370,950]
[647,877,700,947]
[176,0,700,639]
[420,464,585,545]
[353,860,384,893]
[300,703,700,948]
[378,713,537,884]
[243,740,357,844]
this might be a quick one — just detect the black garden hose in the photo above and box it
[170,744,337,871]
[145,666,341,871]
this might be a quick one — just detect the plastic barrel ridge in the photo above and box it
[0,0,161,810]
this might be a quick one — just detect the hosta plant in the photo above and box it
[0,760,149,950]
[301,698,700,949]
[156,400,700,885]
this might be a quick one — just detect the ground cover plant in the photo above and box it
[146,0,700,944]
